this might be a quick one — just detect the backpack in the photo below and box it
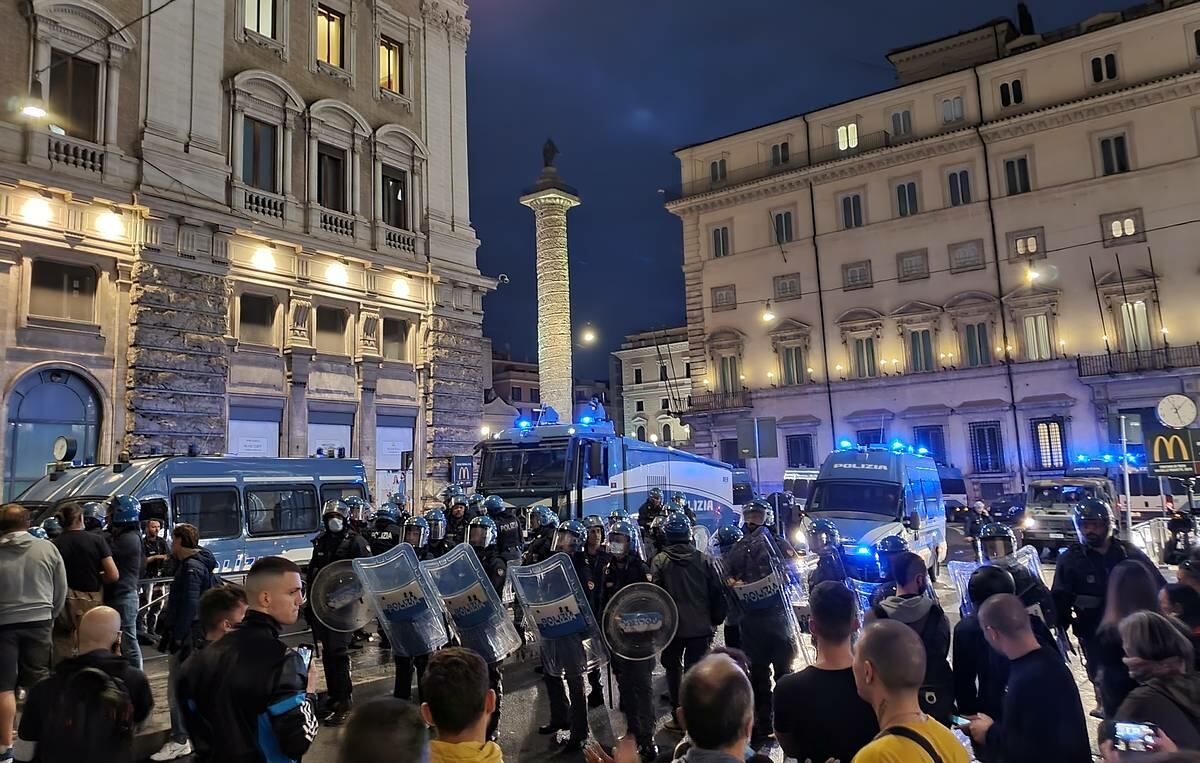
[39,666,134,763]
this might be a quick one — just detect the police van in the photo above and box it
[15,456,368,574]
[804,445,948,577]
[475,417,735,534]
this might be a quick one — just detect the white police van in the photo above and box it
[15,456,368,574]
[804,443,948,577]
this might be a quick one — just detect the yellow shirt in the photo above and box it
[851,717,970,763]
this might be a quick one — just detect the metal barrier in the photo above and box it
[1129,516,1170,564]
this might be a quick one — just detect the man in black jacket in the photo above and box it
[485,495,523,563]
[651,512,726,730]
[522,506,558,565]
[538,521,593,751]
[963,501,989,559]
[966,594,1090,762]
[103,496,143,671]
[364,502,404,556]
[178,556,318,763]
[636,488,665,546]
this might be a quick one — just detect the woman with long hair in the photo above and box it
[1096,560,1162,718]
[1114,611,1200,750]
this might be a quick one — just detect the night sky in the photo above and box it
[466,0,1115,381]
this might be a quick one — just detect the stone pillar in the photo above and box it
[519,168,580,419]
[103,61,121,148]
[284,293,313,457]
[423,312,485,499]
[124,259,230,456]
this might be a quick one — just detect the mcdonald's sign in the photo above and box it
[1144,425,1200,476]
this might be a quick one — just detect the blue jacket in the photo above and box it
[160,547,216,654]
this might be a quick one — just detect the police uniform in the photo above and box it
[582,546,611,703]
[493,508,523,563]
[473,543,508,741]
[636,499,664,543]
[394,541,437,703]
[426,536,455,559]
[446,510,468,546]
[541,550,593,747]
[366,520,404,556]
[523,529,555,565]
[307,526,370,716]
[597,552,655,752]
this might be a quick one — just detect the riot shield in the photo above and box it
[353,544,449,657]
[950,545,1045,618]
[716,529,805,666]
[509,552,609,677]
[601,582,678,661]
[309,559,372,633]
[422,544,523,664]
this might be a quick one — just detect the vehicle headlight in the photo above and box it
[1022,516,1036,529]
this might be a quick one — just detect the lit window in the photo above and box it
[837,123,859,151]
[1032,418,1065,469]
[1008,228,1045,261]
[316,5,344,68]
[780,346,804,385]
[245,0,276,37]
[1016,236,1037,256]
[1101,210,1145,246]
[379,37,403,93]
[29,260,96,322]
[1120,300,1153,352]
[1023,314,1052,361]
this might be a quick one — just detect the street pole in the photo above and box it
[1121,414,1134,538]
[752,417,762,496]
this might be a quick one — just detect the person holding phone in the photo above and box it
[1110,611,1200,751]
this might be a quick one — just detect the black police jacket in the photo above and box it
[636,501,663,536]
[523,531,554,565]
[1052,539,1165,641]
[597,553,651,614]
[307,530,370,587]
[177,610,317,763]
[474,546,508,596]
[365,521,404,556]
[446,514,467,545]
[651,543,726,639]
[426,538,455,559]
[493,510,523,561]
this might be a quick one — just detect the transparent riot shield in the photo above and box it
[601,582,679,661]
[950,545,1044,617]
[509,552,609,677]
[353,544,449,658]
[422,544,523,664]
[716,529,805,667]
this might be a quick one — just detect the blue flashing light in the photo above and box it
[890,439,904,449]
[579,415,594,425]
[855,545,874,556]
[516,418,533,430]
[1102,454,1115,463]
[917,447,929,455]
[1127,453,1138,462]
[1075,454,1089,463]
[839,439,853,449]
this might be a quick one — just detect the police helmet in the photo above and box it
[82,501,107,524]
[468,493,486,510]
[442,484,467,501]
[742,499,772,527]
[344,496,371,522]
[554,520,587,553]
[607,520,636,555]
[468,515,498,548]
[484,495,506,516]
[322,499,350,522]
[28,526,47,540]
[664,512,693,544]
[404,516,430,548]
[374,501,401,524]
[607,508,629,527]
[1168,511,1195,534]
[424,509,447,541]
[529,505,559,532]
[448,492,470,511]
[967,564,1016,609]
[41,516,62,538]
[1072,498,1115,546]
[978,522,1017,561]
[671,491,686,506]
[808,518,841,552]
[648,487,663,501]
[108,495,141,526]
[714,524,744,552]
[387,491,408,509]
[876,534,910,556]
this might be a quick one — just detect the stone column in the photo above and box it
[423,311,485,499]
[104,60,121,148]
[519,167,580,419]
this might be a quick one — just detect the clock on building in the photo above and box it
[1156,394,1198,429]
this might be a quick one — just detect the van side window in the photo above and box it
[139,498,169,526]
[247,487,320,535]
[321,484,365,505]
[174,489,241,539]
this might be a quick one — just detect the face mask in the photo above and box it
[609,541,627,556]
[327,518,344,533]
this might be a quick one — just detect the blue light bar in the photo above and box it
[516,418,532,430]
[917,447,929,455]
[579,416,594,425]
[855,545,873,556]
[1075,454,1089,463]
[890,440,904,449]
[839,439,853,449]
[1102,454,1114,463]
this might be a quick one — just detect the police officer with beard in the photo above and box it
[597,520,657,761]
[522,506,559,565]
[424,509,455,558]
[1053,498,1165,707]
[446,494,470,546]
[366,501,405,555]
[467,516,508,741]
[394,515,434,702]
[308,500,371,726]
[538,520,592,752]
[485,495,523,563]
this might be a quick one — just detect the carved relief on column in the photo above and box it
[359,309,381,357]
[289,294,313,347]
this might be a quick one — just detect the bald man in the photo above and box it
[851,621,968,763]
[672,654,772,763]
[15,606,153,762]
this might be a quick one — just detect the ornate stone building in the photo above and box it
[0,0,489,503]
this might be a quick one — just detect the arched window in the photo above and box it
[636,426,646,442]
[662,424,672,443]
[4,368,101,500]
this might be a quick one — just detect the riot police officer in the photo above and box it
[522,506,559,565]
[867,534,914,609]
[807,518,847,589]
[582,515,610,707]
[467,492,487,521]
[711,524,744,649]
[977,522,1058,628]
[669,491,697,525]
[485,495,523,563]
[446,493,470,546]
[424,509,455,559]
[467,516,508,741]
[1053,498,1165,700]
[607,508,630,533]
[40,516,62,540]
[366,501,405,555]
[82,501,106,533]
[386,491,411,523]
[308,500,371,725]
[344,496,372,533]
[441,483,467,510]
[539,520,592,751]
[597,520,657,760]
[394,515,433,701]
[636,487,665,541]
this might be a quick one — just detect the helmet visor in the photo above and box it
[469,526,491,548]
[428,519,446,540]
[982,537,1013,560]
[404,526,426,546]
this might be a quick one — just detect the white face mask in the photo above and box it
[327,518,344,533]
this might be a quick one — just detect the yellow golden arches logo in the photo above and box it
[1152,434,1189,462]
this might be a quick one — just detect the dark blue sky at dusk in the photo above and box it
[466,0,1116,380]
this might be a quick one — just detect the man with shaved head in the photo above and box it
[852,620,968,762]
[665,653,772,763]
[15,606,153,762]
[966,594,1090,762]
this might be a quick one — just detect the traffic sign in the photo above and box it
[451,455,474,486]
[1143,425,1200,476]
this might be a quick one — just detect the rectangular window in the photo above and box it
[1023,314,1052,360]
[317,143,346,212]
[780,345,804,386]
[718,354,740,393]
[913,425,946,463]
[720,438,745,469]
[174,490,241,540]
[314,306,347,355]
[843,260,873,290]
[1007,228,1044,260]
[712,285,736,311]
[381,166,409,229]
[1032,418,1066,470]
[316,5,345,68]
[245,0,275,38]
[897,250,929,282]
[970,421,1005,473]
[530,388,540,403]
[964,321,991,367]
[634,400,644,412]
[658,365,668,382]
[837,123,859,151]
[1004,157,1031,195]
[949,240,986,273]
[999,79,1024,108]
[771,142,790,166]
[948,169,971,206]
[247,486,319,535]
[633,368,643,384]
[841,193,864,229]
[49,49,99,143]
[242,117,278,193]
[1100,135,1130,176]
[853,337,877,378]
[786,434,815,468]
[1090,52,1118,83]
[909,329,935,372]
[660,398,670,411]
[891,109,912,137]
[1102,210,1145,246]
[711,225,731,258]
[1120,300,1153,352]
[709,159,727,182]
[29,260,96,322]
[857,428,884,446]
[510,386,522,402]
[238,293,275,346]
[382,318,409,361]
[774,273,801,300]
[773,211,794,244]
[379,37,403,93]
[941,95,964,124]
[685,362,692,377]
[896,181,919,217]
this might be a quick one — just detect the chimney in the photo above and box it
[1017,2,1035,36]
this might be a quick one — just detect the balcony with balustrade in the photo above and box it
[1077,344,1200,378]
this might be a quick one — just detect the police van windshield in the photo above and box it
[479,446,569,490]
[1029,484,1100,506]
[808,481,902,516]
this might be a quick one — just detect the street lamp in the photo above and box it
[761,301,775,323]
